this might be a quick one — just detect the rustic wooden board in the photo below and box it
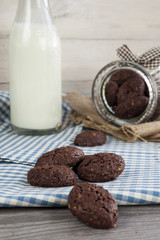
[1,0,160,84]
[0,0,160,40]
[0,206,160,240]
[0,38,160,84]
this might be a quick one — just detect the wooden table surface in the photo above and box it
[0,206,159,240]
[0,0,160,239]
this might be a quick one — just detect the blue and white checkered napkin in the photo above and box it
[0,91,160,207]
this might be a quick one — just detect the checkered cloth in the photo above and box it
[0,91,160,207]
[117,45,160,69]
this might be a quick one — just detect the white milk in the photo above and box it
[9,23,61,130]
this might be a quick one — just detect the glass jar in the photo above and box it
[9,0,61,135]
[92,61,158,126]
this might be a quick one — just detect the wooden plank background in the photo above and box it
[0,0,160,95]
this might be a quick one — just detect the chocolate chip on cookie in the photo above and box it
[77,152,125,182]
[74,130,106,147]
[27,164,77,187]
[35,146,84,168]
[68,182,118,229]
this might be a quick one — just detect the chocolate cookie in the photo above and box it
[115,96,149,119]
[27,164,77,187]
[74,130,106,147]
[110,69,140,86]
[35,146,84,168]
[77,153,125,182]
[105,81,118,107]
[68,182,118,229]
[117,77,145,105]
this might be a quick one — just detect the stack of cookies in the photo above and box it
[105,69,149,119]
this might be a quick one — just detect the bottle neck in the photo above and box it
[15,0,52,25]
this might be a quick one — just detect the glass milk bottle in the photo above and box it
[9,0,62,135]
